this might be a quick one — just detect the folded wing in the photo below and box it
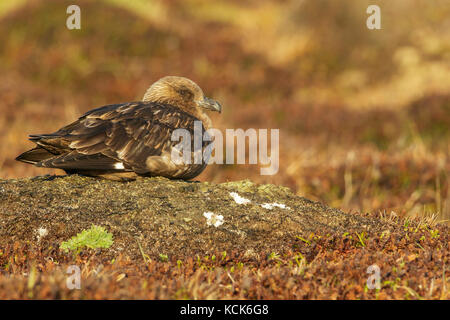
[17,102,208,176]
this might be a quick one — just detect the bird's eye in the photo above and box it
[178,88,194,100]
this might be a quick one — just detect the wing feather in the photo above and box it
[26,102,209,174]
[37,152,120,170]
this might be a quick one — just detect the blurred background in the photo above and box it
[1,0,449,222]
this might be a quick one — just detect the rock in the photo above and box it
[0,175,387,260]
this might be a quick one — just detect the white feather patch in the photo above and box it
[114,162,125,170]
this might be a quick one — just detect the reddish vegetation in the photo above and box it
[1,212,448,299]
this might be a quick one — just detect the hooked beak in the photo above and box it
[199,97,222,113]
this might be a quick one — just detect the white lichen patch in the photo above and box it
[203,211,224,227]
[229,192,251,205]
[36,227,48,242]
[261,202,291,210]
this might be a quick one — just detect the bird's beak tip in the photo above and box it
[201,97,222,113]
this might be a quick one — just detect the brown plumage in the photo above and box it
[16,76,222,181]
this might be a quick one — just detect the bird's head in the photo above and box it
[142,76,222,120]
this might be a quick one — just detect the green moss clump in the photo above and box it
[60,225,113,254]
[222,180,256,192]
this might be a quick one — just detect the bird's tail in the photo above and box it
[15,147,54,165]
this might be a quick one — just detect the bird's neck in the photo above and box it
[144,96,213,129]
[194,111,212,130]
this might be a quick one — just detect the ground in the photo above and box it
[0,175,448,299]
